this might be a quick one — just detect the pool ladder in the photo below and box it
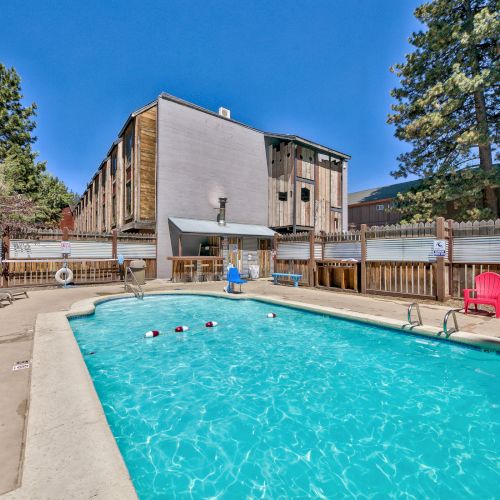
[404,303,460,337]
[124,266,144,300]
[403,302,423,329]
[439,309,460,337]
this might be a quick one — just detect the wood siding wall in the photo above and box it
[268,141,294,228]
[349,200,400,229]
[74,104,157,233]
[268,141,343,232]
[138,106,157,221]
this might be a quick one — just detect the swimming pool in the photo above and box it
[70,294,499,498]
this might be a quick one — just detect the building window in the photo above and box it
[278,191,288,201]
[301,187,310,202]
[102,204,106,227]
[111,153,117,177]
[126,181,132,215]
[376,204,385,211]
[112,194,116,224]
[124,129,133,164]
[101,166,106,186]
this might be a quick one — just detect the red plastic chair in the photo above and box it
[463,272,500,318]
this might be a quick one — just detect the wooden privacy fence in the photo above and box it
[275,218,500,301]
[1,259,119,287]
[365,261,436,298]
[1,228,157,287]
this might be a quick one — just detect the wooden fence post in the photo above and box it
[436,217,446,301]
[111,229,118,259]
[320,230,326,260]
[360,224,367,294]
[273,232,279,252]
[1,229,10,287]
[309,230,315,287]
[273,232,280,274]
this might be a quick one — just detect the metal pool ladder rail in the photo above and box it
[403,302,423,329]
[124,266,144,300]
[439,309,460,337]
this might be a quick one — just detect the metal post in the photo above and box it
[293,142,297,233]
[341,159,348,231]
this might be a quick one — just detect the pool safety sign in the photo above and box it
[60,241,71,255]
[13,360,31,371]
[433,239,446,257]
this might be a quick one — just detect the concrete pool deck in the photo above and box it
[1,279,499,498]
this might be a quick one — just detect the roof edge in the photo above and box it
[116,98,159,138]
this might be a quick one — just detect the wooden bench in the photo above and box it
[272,272,302,287]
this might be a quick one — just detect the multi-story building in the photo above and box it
[74,93,350,277]
[349,172,500,228]
[348,179,421,228]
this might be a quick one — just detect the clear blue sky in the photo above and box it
[2,0,421,195]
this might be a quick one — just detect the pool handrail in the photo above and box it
[403,302,423,329]
[439,309,460,337]
[124,266,144,300]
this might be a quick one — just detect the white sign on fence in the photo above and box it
[60,241,71,255]
[433,240,446,257]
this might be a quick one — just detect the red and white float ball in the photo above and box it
[144,330,160,338]
[175,325,189,332]
[267,313,277,318]
[205,321,218,327]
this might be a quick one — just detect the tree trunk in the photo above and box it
[473,89,498,215]
[465,0,498,215]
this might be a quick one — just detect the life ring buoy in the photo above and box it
[55,267,74,285]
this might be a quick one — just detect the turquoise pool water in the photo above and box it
[70,295,499,499]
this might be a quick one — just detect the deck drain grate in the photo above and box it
[12,360,31,371]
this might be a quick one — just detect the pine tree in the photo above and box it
[0,64,37,161]
[0,63,78,228]
[388,0,499,220]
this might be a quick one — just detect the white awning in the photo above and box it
[169,217,275,237]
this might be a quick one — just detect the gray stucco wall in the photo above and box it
[156,97,269,278]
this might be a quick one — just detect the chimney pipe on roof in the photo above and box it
[218,107,231,119]
[217,197,227,226]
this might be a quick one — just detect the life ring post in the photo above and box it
[55,265,74,286]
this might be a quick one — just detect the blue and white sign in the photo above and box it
[433,240,446,257]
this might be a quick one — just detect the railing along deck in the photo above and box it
[1,259,119,287]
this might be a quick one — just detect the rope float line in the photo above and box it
[83,313,278,356]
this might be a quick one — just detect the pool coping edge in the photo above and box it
[8,290,499,499]
[68,290,500,352]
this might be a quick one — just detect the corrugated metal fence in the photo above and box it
[453,236,500,263]
[9,240,114,259]
[1,230,157,287]
[366,237,448,262]
[275,218,500,300]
